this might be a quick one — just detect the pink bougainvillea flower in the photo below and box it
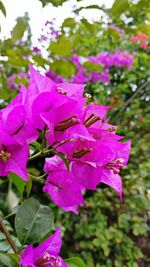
[1,85,38,144]
[0,123,28,180]
[20,227,67,267]
[41,98,93,144]
[56,137,131,198]
[89,50,134,69]
[71,54,89,84]
[90,68,110,84]
[97,140,131,199]
[27,66,86,130]
[82,104,109,128]
[43,157,84,212]
[80,103,120,140]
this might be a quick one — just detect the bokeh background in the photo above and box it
[0,0,149,266]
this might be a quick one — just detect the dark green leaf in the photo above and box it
[15,198,54,245]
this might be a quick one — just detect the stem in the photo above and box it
[29,138,75,161]
[28,173,47,183]
[0,216,19,254]
[29,151,42,161]
[41,126,47,152]
[112,80,149,123]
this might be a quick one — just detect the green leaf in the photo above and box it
[65,257,86,267]
[138,24,150,36]
[15,198,54,245]
[0,1,6,16]
[62,18,76,29]
[50,60,76,78]
[83,61,103,74]
[75,5,104,13]
[81,19,97,34]
[39,0,66,7]
[12,18,27,41]
[26,176,32,198]
[0,253,19,267]
[49,37,72,57]
[111,0,129,18]
[9,173,26,201]
[54,151,70,171]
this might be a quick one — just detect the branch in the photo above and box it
[112,80,149,123]
[0,215,19,254]
[29,138,75,161]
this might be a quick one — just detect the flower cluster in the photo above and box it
[130,32,149,50]
[20,227,67,267]
[1,66,131,213]
[71,50,134,84]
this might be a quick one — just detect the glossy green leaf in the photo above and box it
[65,257,86,267]
[15,198,54,245]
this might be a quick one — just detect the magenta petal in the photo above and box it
[57,124,95,142]
[32,92,54,130]
[71,161,99,190]
[12,118,38,144]
[2,105,26,136]
[43,170,84,209]
[44,156,64,172]
[29,65,57,93]
[99,168,122,200]
[6,144,29,181]
[33,227,62,261]
[62,205,79,214]
[82,104,109,125]
[0,159,7,176]
[20,244,35,266]
[57,82,85,101]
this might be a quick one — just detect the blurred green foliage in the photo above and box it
[0,0,150,266]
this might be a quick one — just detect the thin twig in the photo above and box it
[29,138,75,161]
[112,80,149,123]
[0,216,19,254]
